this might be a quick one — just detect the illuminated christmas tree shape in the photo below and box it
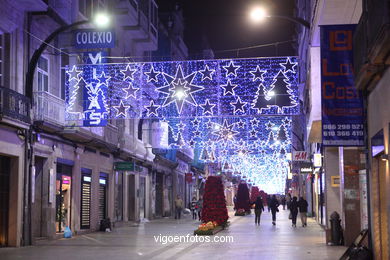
[267,70,297,113]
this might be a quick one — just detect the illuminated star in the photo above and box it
[97,71,110,85]
[280,57,297,73]
[221,80,238,96]
[67,66,82,81]
[120,65,137,80]
[193,129,201,137]
[157,65,204,114]
[231,96,247,114]
[177,121,186,131]
[122,82,140,99]
[265,121,275,130]
[145,100,160,116]
[237,120,245,129]
[200,65,215,81]
[282,117,292,126]
[191,118,201,127]
[250,66,266,81]
[205,120,213,129]
[223,60,240,77]
[249,129,257,137]
[250,118,260,127]
[144,66,160,82]
[113,100,130,117]
[212,119,239,143]
[189,139,196,147]
[200,99,216,115]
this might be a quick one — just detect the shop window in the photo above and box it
[99,173,108,220]
[55,174,72,233]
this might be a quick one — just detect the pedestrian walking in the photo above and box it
[190,196,197,220]
[266,195,272,212]
[281,195,286,210]
[286,193,292,210]
[290,196,299,227]
[252,196,265,225]
[269,195,280,225]
[174,195,183,219]
[233,195,237,210]
[298,197,309,227]
[197,197,203,221]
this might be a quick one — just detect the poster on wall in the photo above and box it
[320,24,364,146]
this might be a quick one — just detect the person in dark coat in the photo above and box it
[290,196,299,227]
[281,196,286,210]
[298,197,309,227]
[269,195,280,225]
[252,196,265,225]
[266,195,272,212]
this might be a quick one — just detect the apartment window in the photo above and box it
[0,33,10,87]
[37,56,49,92]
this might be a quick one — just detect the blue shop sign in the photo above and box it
[74,29,115,49]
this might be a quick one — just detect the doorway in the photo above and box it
[139,176,146,219]
[128,174,135,221]
[155,172,163,217]
[0,155,10,247]
[32,157,46,238]
[56,163,72,233]
[98,173,108,221]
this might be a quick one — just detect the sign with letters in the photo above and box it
[320,25,364,146]
[74,29,115,49]
[292,151,309,161]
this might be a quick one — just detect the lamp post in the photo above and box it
[22,13,110,246]
[249,7,310,29]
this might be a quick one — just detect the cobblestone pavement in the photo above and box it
[0,208,346,260]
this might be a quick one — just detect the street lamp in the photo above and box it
[249,6,310,29]
[25,13,111,106]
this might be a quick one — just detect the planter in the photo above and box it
[194,225,224,236]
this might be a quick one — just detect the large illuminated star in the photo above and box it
[212,119,239,143]
[113,100,130,117]
[122,82,140,99]
[280,58,297,73]
[250,66,266,82]
[157,65,204,114]
[250,118,260,127]
[223,60,240,77]
[221,80,238,96]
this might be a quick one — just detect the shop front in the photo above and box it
[56,160,73,233]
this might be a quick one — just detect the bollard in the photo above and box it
[329,211,342,245]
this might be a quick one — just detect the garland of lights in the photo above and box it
[65,57,299,193]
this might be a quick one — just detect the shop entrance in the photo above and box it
[99,173,108,221]
[155,172,163,217]
[32,157,46,238]
[128,174,136,221]
[56,163,72,233]
[139,176,146,219]
[0,155,10,247]
[80,169,92,229]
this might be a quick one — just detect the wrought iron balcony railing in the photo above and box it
[0,86,31,124]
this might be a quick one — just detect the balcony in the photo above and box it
[115,0,139,27]
[0,86,31,125]
[354,0,390,89]
[34,91,65,126]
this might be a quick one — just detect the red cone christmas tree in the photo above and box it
[201,176,229,225]
[236,182,250,213]
[250,186,260,203]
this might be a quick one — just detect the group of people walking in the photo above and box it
[252,194,308,227]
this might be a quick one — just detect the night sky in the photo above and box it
[158,0,297,59]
